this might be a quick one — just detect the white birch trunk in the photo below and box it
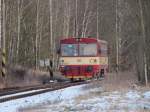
[75,0,78,38]
[35,0,40,69]
[66,0,70,37]
[81,0,89,38]
[1,0,6,83]
[115,0,119,72]
[49,0,53,66]
[0,0,1,50]
[16,0,21,63]
[0,0,1,77]
[2,0,6,51]
[96,0,99,39]
[84,11,95,37]
[138,0,148,85]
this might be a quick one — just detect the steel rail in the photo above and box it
[0,81,89,103]
[0,83,64,96]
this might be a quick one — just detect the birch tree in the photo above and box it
[2,0,6,53]
[0,0,1,50]
[49,0,54,67]
[35,0,40,69]
[138,0,148,85]
[75,0,78,37]
[81,0,90,37]
[96,0,99,39]
[115,0,119,72]
[16,0,23,63]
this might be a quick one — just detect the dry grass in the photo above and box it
[0,83,5,89]
[0,65,50,88]
[82,71,139,92]
[102,71,138,91]
[105,72,150,92]
[88,71,150,92]
[0,78,5,89]
[0,65,67,88]
[78,71,150,93]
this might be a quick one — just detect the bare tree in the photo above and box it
[48,0,54,68]
[0,0,1,47]
[2,0,6,52]
[75,0,78,37]
[138,0,148,85]
[16,0,23,63]
[0,0,1,50]
[96,0,99,39]
[81,0,90,37]
[35,0,40,69]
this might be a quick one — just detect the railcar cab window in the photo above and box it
[61,44,78,56]
[79,43,97,56]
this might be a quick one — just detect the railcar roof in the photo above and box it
[60,37,107,44]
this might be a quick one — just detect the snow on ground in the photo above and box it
[143,91,150,99]
[0,83,150,112]
[0,84,87,112]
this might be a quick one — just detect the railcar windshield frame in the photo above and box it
[61,44,78,56]
[61,43,98,57]
[79,43,97,56]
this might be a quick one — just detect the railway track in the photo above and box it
[0,81,91,103]
[0,82,64,96]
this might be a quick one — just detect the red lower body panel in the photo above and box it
[60,65,107,79]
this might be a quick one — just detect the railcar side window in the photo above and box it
[100,44,108,56]
[61,44,78,56]
[79,44,97,56]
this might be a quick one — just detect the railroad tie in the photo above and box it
[1,49,6,78]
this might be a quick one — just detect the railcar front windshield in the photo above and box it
[61,44,78,56]
[79,43,97,56]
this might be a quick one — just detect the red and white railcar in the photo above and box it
[58,37,108,80]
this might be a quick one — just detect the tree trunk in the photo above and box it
[75,0,78,38]
[49,0,53,66]
[0,0,1,49]
[115,0,119,73]
[16,0,22,63]
[35,0,40,69]
[96,0,99,39]
[138,0,148,85]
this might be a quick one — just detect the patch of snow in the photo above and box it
[139,102,150,110]
[0,84,87,112]
[125,91,140,100]
[143,91,150,99]
[1,84,150,112]
[94,99,110,110]
[86,87,103,93]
